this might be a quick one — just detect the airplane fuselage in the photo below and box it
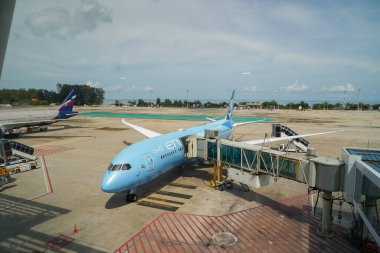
[0,110,57,124]
[100,119,234,193]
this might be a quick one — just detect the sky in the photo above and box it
[1,0,380,103]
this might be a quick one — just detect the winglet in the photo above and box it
[225,89,235,120]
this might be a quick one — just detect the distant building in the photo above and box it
[240,102,263,109]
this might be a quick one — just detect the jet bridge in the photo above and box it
[186,132,380,249]
[187,135,341,189]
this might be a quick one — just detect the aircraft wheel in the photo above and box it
[130,194,137,202]
[225,182,233,189]
[126,193,137,202]
[16,169,20,173]
[240,184,250,192]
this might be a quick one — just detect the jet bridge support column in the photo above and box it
[363,196,377,240]
[212,161,223,188]
[215,138,224,189]
[317,191,334,237]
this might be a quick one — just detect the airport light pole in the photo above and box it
[277,88,280,110]
[343,89,347,110]
[150,90,152,107]
[186,89,189,108]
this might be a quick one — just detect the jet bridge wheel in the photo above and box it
[126,193,137,202]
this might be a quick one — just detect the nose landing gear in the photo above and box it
[126,193,137,202]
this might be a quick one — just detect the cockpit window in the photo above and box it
[122,163,131,170]
[107,164,122,171]
[107,163,131,171]
[113,164,122,171]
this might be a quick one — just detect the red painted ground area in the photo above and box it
[45,235,74,250]
[115,195,359,253]
[34,145,74,156]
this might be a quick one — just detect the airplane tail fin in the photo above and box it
[56,90,78,119]
[225,89,235,120]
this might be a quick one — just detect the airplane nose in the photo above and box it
[100,172,118,193]
[100,171,133,193]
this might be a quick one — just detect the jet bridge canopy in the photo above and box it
[193,137,308,183]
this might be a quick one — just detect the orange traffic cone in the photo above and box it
[73,224,78,234]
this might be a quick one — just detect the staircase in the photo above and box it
[272,124,309,152]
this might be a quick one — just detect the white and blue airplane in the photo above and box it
[100,90,243,201]
[100,90,334,202]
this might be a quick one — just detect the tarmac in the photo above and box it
[0,107,379,252]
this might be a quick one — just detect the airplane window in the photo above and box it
[111,164,122,171]
[122,163,131,170]
[107,163,113,171]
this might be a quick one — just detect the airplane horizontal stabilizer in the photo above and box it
[242,131,336,145]
[122,119,162,138]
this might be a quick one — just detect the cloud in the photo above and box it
[285,80,309,92]
[119,77,126,80]
[104,84,122,91]
[86,80,100,87]
[13,32,23,40]
[126,85,154,92]
[325,83,356,92]
[242,72,251,75]
[242,86,257,92]
[24,0,112,39]
[268,3,318,29]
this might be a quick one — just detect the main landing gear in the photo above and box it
[126,193,137,202]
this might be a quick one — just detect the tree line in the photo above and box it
[0,84,104,106]
[116,98,226,108]
[116,98,379,111]
[262,100,379,110]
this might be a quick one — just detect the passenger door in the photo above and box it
[144,154,154,172]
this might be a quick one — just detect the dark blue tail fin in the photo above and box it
[225,89,235,120]
[56,90,78,119]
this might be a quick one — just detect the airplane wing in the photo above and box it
[234,120,266,127]
[122,119,162,138]
[206,117,217,122]
[242,131,336,145]
[1,120,56,130]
